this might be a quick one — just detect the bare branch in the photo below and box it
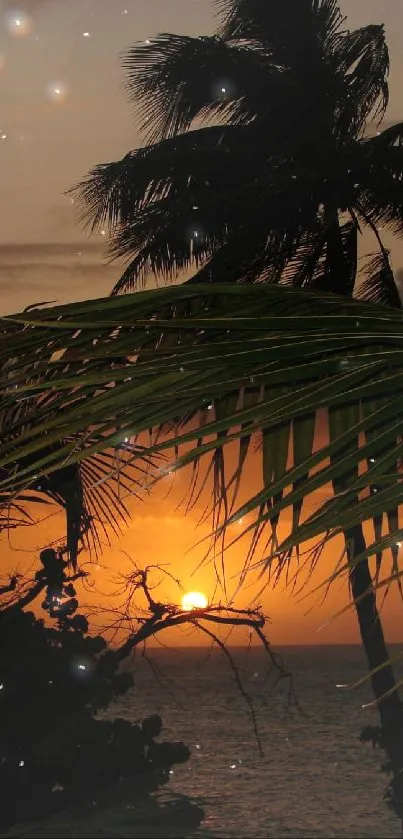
[194,618,263,755]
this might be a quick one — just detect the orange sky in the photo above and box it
[2,439,403,648]
[1,0,403,645]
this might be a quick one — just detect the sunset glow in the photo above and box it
[181,591,208,611]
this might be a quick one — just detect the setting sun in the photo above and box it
[181,591,208,611]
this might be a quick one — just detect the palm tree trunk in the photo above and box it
[323,204,355,297]
[347,524,403,828]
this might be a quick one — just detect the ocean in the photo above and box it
[116,645,403,839]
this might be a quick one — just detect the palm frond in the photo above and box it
[71,123,254,233]
[216,0,344,58]
[358,252,401,309]
[0,365,157,563]
[73,127,324,293]
[333,25,389,138]
[121,34,285,142]
[72,0,398,306]
[2,283,403,598]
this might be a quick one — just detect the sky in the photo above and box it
[0,0,402,311]
[1,0,403,645]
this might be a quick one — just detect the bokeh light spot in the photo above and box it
[5,9,33,38]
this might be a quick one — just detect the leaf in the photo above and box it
[2,282,403,598]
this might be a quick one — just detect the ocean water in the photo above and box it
[116,646,403,839]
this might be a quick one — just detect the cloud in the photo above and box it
[0,241,120,313]
[0,242,104,261]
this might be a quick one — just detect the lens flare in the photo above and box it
[47,81,68,103]
[5,9,33,38]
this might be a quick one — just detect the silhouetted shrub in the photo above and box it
[0,561,202,834]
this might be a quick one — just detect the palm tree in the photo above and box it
[2,282,403,825]
[73,0,402,305]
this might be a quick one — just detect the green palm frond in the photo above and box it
[2,283,403,595]
[0,362,156,564]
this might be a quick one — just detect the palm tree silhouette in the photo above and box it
[74,0,402,304]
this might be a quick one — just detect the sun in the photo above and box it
[181,591,208,611]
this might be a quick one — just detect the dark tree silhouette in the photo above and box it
[73,0,402,304]
[0,558,203,835]
[0,551,281,835]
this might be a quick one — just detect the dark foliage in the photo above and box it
[72,0,402,306]
[0,557,201,834]
[0,368,154,566]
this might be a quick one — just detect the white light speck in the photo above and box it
[78,664,86,671]
[52,782,64,792]
[83,32,91,38]
[336,683,348,688]
[253,672,259,678]
[47,82,68,103]
[180,366,185,373]
[0,133,7,141]
[145,39,151,44]
[100,230,106,236]
[169,769,174,775]
[369,457,375,463]
[230,763,236,770]
[5,11,33,38]
[0,683,3,690]
[195,744,201,750]
[221,87,226,93]
[19,760,25,767]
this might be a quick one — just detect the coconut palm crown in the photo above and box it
[73,0,403,304]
